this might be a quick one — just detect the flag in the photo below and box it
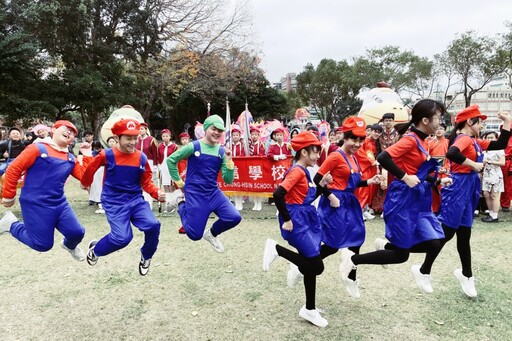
[225,98,232,149]
[242,103,251,155]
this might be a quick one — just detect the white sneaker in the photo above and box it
[94,208,105,214]
[202,229,224,253]
[299,305,328,328]
[454,269,477,297]
[363,211,375,220]
[167,189,185,211]
[0,211,18,234]
[287,263,303,288]
[374,238,389,269]
[60,239,86,262]
[339,248,356,282]
[411,264,433,293]
[138,255,151,276]
[262,239,278,271]
[344,278,361,298]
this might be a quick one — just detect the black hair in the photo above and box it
[293,145,320,162]
[83,130,94,136]
[370,124,383,132]
[448,117,480,146]
[336,130,364,147]
[91,141,102,149]
[306,126,319,132]
[482,131,498,140]
[106,136,117,144]
[395,99,447,135]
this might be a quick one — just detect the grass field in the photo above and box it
[1,179,511,341]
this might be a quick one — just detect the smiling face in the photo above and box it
[204,126,224,146]
[251,131,259,142]
[52,126,76,148]
[9,130,21,141]
[342,136,365,155]
[300,146,320,167]
[117,135,138,153]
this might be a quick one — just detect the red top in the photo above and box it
[450,135,490,174]
[136,135,158,161]
[81,148,160,199]
[232,142,246,157]
[250,141,266,156]
[267,142,291,160]
[157,142,178,164]
[280,166,308,204]
[2,143,91,199]
[317,150,359,190]
[386,133,428,175]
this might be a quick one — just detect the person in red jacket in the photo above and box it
[157,129,178,195]
[1,120,92,261]
[267,128,291,161]
[136,121,159,209]
[248,126,265,210]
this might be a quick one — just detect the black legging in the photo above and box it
[419,224,473,277]
[351,239,442,274]
[320,244,361,280]
[276,245,324,310]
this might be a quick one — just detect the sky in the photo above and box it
[249,0,512,83]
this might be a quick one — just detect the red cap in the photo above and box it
[161,129,171,136]
[53,120,78,135]
[335,127,344,133]
[231,128,241,134]
[273,127,285,134]
[455,105,487,124]
[291,131,322,152]
[179,132,190,139]
[250,126,260,134]
[341,116,366,137]
[112,118,140,136]
[140,122,149,128]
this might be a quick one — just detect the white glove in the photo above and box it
[273,155,280,161]
[279,154,287,160]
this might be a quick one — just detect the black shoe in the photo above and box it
[502,207,510,212]
[481,216,498,223]
[86,240,99,265]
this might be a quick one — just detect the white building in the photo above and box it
[446,75,512,130]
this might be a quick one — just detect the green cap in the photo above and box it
[203,115,226,132]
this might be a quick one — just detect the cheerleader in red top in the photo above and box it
[249,126,265,211]
[157,129,178,195]
[81,119,166,276]
[427,123,449,213]
[249,127,265,157]
[136,121,159,209]
[430,106,511,297]
[339,99,453,296]
[355,123,382,219]
[314,117,382,298]
[0,121,92,261]
[267,128,291,161]
[230,128,246,210]
[262,131,333,328]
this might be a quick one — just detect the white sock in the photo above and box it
[489,211,498,219]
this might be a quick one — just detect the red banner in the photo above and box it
[218,156,293,197]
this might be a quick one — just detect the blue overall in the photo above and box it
[10,144,85,252]
[438,134,484,229]
[178,141,242,241]
[383,134,444,249]
[278,165,322,258]
[93,149,160,260]
[318,150,365,249]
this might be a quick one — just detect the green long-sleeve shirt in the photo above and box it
[166,141,235,185]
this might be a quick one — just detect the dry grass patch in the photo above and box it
[1,179,511,340]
